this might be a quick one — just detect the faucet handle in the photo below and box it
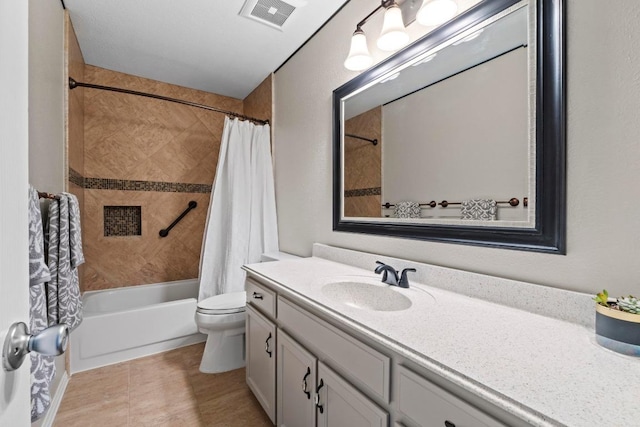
[398,268,416,288]
[374,261,389,281]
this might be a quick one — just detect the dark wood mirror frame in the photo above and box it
[332,0,565,254]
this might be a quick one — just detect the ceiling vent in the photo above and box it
[239,0,302,30]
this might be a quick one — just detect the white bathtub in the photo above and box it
[70,279,205,373]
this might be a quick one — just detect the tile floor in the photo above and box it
[53,343,272,426]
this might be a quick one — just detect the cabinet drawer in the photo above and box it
[397,366,506,427]
[246,278,276,318]
[278,297,390,403]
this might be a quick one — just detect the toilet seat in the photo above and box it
[197,291,246,315]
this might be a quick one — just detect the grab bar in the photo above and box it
[159,201,197,237]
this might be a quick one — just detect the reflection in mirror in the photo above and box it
[342,4,531,225]
[333,0,566,253]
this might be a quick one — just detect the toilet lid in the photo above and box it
[197,291,246,314]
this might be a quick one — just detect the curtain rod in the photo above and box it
[68,78,269,125]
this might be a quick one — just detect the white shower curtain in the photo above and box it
[198,117,279,301]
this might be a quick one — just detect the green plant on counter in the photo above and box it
[594,289,609,307]
[594,289,640,314]
[617,296,640,314]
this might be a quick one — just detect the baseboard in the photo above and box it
[41,371,69,427]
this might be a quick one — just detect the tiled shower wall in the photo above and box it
[343,106,382,217]
[76,64,272,292]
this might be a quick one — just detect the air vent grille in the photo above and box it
[240,0,296,29]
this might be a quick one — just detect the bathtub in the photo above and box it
[70,279,206,373]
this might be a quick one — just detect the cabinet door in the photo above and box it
[246,304,276,423]
[316,362,388,427]
[277,329,317,427]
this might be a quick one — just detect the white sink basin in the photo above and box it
[321,281,412,312]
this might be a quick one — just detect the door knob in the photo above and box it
[2,322,68,372]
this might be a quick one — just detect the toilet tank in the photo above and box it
[260,251,301,262]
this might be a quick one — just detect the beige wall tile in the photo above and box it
[80,67,247,290]
[243,74,273,125]
[344,106,381,217]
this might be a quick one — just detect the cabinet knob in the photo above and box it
[252,292,263,300]
[265,332,272,358]
[315,378,324,414]
[302,367,311,399]
[444,421,456,427]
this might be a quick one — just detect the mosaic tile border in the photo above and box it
[69,168,212,194]
[69,168,85,187]
[344,187,381,197]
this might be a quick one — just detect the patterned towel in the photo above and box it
[393,201,421,219]
[460,199,497,220]
[46,194,83,332]
[64,192,85,269]
[28,186,55,421]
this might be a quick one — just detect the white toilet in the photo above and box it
[195,251,300,373]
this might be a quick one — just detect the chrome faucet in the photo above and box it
[374,261,416,288]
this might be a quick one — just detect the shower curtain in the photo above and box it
[198,117,279,301]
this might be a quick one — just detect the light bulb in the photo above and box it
[377,4,409,52]
[416,0,458,27]
[344,29,373,71]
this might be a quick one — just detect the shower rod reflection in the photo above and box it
[345,133,378,145]
[68,78,269,125]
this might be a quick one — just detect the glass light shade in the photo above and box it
[344,29,373,71]
[416,0,458,27]
[376,5,409,52]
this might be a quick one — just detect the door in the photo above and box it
[0,0,32,424]
[277,329,316,427]
[246,304,276,423]
[316,362,388,427]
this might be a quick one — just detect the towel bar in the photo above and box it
[382,197,527,209]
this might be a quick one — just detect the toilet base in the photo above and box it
[199,329,246,373]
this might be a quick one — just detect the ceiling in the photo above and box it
[64,0,348,99]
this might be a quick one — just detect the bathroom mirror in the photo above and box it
[333,0,565,253]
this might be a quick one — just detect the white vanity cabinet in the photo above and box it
[245,274,513,427]
[246,304,276,423]
[396,366,506,427]
[316,361,389,427]
[276,325,389,427]
[277,329,317,426]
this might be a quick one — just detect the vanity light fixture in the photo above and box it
[377,2,410,51]
[344,27,374,71]
[344,0,458,71]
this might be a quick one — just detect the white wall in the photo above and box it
[29,0,65,193]
[273,0,640,296]
[382,48,528,221]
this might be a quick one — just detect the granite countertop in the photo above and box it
[243,254,639,427]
